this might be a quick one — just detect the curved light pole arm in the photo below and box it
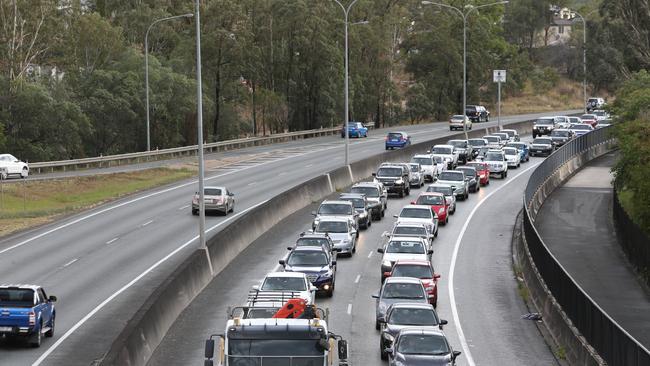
[573,11,587,112]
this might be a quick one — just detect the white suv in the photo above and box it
[484,149,508,179]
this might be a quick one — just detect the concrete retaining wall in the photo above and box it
[513,141,616,366]
[100,119,541,366]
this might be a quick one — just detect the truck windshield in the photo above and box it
[229,339,325,362]
[0,288,34,307]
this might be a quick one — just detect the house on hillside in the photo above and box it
[535,6,577,47]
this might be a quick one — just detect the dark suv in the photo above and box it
[373,164,410,197]
[279,246,337,297]
[465,105,489,122]
[532,117,555,138]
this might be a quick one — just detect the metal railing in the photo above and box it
[612,189,650,288]
[522,126,650,365]
[29,127,341,173]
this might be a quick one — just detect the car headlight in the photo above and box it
[395,178,403,184]
[382,260,392,269]
[359,211,367,217]
[445,157,451,162]
[438,207,445,214]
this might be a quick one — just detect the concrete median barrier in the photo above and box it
[100,117,543,366]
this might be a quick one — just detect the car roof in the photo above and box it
[394,259,431,266]
[483,135,500,139]
[290,246,327,253]
[298,232,330,239]
[401,204,431,210]
[393,222,427,228]
[447,139,467,143]
[317,216,350,223]
[390,236,427,243]
[388,302,435,311]
[428,183,453,188]
[388,131,407,135]
[264,272,306,278]
[320,200,352,205]
[398,327,446,337]
[204,186,226,190]
[417,191,445,197]
[385,276,424,285]
[433,144,454,149]
[0,284,40,290]
[412,154,432,158]
[353,182,380,187]
[340,193,365,199]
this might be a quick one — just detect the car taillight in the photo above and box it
[384,136,388,141]
[29,311,35,326]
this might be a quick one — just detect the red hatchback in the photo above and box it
[580,114,598,128]
[466,161,490,186]
[412,192,449,225]
[384,260,441,307]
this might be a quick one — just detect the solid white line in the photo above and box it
[367,251,373,258]
[278,171,287,176]
[62,258,78,268]
[247,182,257,186]
[354,274,361,283]
[178,205,190,210]
[305,164,313,168]
[141,220,154,227]
[347,304,352,315]
[31,200,268,366]
[105,238,119,245]
[448,163,540,366]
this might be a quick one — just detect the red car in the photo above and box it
[412,192,449,225]
[580,114,598,128]
[383,260,441,307]
[466,161,490,186]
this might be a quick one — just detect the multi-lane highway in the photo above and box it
[149,136,558,365]
[0,111,576,365]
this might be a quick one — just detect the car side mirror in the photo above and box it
[371,294,379,299]
[410,201,415,204]
[332,260,337,265]
[287,247,293,251]
[310,285,318,292]
[434,274,441,279]
[205,339,215,358]
[49,296,57,302]
[393,214,398,218]
[381,231,390,238]
[427,250,433,255]
[440,319,448,326]
[371,173,376,177]
[377,248,384,254]
[279,259,285,266]
[453,350,462,359]
[229,192,234,196]
[252,285,260,291]
[338,340,349,360]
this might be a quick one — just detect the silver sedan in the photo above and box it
[191,186,235,215]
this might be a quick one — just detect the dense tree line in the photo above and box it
[0,0,609,162]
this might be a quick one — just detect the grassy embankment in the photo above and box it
[0,167,195,237]
[498,77,586,115]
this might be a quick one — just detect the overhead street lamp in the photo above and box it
[332,0,366,166]
[194,0,208,254]
[572,10,590,113]
[145,13,194,152]
[422,1,509,139]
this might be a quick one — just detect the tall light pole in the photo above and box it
[145,13,193,151]
[332,0,363,166]
[573,11,587,113]
[422,1,508,140]
[194,0,207,251]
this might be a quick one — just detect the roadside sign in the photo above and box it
[493,70,506,83]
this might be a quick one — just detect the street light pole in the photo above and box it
[145,13,193,152]
[194,0,207,251]
[574,11,587,113]
[333,0,361,166]
[421,1,508,140]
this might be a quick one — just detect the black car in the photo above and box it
[279,246,337,297]
[385,327,461,366]
[530,137,555,157]
[379,303,447,360]
[339,193,372,229]
[532,117,555,138]
[446,139,472,164]
[289,232,336,255]
[465,105,489,122]
[549,129,574,147]
[373,165,410,197]
[455,166,480,193]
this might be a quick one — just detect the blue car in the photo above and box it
[279,246,337,297]
[0,285,57,347]
[341,122,368,138]
[506,142,530,162]
[385,131,411,150]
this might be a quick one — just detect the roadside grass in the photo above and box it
[0,167,195,237]
[499,78,585,115]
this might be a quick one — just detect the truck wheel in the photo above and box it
[30,325,42,347]
[45,316,55,337]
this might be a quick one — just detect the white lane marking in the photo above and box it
[247,182,257,186]
[305,164,313,168]
[105,238,119,245]
[354,274,361,283]
[31,200,268,366]
[141,220,154,227]
[347,304,352,315]
[278,171,287,176]
[178,205,190,210]
[367,251,373,258]
[448,163,540,366]
[62,258,78,268]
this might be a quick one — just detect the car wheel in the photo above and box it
[30,324,42,347]
[445,216,449,224]
[45,316,54,337]
[465,191,469,200]
[406,187,410,196]
[375,320,381,331]
[385,146,389,150]
[368,219,372,228]
[191,209,198,215]
[230,202,235,213]
[399,190,404,198]
[381,348,388,361]
[21,167,28,178]
[327,282,335,297]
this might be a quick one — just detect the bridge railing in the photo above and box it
[522,125,650,366]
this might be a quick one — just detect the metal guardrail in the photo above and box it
[29,127,341,173]
[613,189,650,288]
[522,126,650,366]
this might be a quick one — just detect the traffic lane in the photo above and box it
[452,158,559,365]
[20,109,580,182]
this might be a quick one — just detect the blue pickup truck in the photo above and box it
[0,285,57,347]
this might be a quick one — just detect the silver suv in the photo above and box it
[312,200,357,230]
[435,170,469,201]
[350,182,387,220]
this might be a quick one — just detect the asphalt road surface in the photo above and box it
[0,111,575,365]
[150,137,559,366]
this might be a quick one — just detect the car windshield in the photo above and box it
[296,238,329,248]
[409,164,420,172]
[571,124,591,130]
[0,288,34,307]
[467,163,487,170]
[343,198,365,208]
[260,277,307,291]
[502,130,516,137]
[438,171,463,181]
[468,139,486,147]
[393,226,427,236]
[533,138,553,144]
[383,283,425,299]
[447,141,465,148]
[551,130,570,137]
[485,136,500,143]
[377,167,402,177]
[457,168,476,177]
[287,251,328,266]
[318,203,352,215]
[485,152,504,161]
[412,157,432,166]
[388,133,403,139]
[351,186,379,198]
[536,118,554,125]
[427,186,453,196]
[432,147,452,155]
[389,308,436,326]
[432,156,444,164]
[416,195,444,205]
[400,208,431,219]
[204,188,222,196]
[392,264,433,279]
[504,148,518,155]
[386,240,426,254]
[316,221,348,233]
[397,334,449,355]
[581,115,596,120]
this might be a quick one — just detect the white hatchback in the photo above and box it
[0,154,29,179]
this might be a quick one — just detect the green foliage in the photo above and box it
[530,67,560,93]
[611,71,650,232]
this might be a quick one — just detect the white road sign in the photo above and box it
[493,70,506,83]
